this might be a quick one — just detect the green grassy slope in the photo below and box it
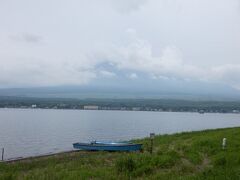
[1,127,240,179]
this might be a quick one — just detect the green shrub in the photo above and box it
[0,173,15,180]
[214,155,226,166]
[152,155,175,168]
[166,150,180,160]
[143,142,151,153]
[193,139,218,155]
[150,150,180,168]
[180,165,196,174]
[184,150,202,165]
[115,156,136,173]
[133,164,153,176]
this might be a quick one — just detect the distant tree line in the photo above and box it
[0,96,240,113]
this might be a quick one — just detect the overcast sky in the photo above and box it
[0,0,240,90]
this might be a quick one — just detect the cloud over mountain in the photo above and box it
[0,0,239,91]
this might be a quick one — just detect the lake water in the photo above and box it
[0,108,240,159]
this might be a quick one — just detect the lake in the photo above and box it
[0,108,240,159]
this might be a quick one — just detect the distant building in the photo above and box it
[132,107,141,111]
[101,107,110,110]
[198,110,205,114]
[31,104,37,108]
[84,105,99,110]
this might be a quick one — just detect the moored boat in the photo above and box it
[73,141,142,152]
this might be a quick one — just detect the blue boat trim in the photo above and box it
[91,141,132,145]
[73,142,142,152]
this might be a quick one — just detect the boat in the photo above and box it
[73,141,142,152]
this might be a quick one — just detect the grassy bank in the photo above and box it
[1,127,240,179]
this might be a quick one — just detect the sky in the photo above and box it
[0,0,240,92]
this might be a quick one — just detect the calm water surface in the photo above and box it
[0,108,240,159]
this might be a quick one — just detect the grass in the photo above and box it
[1,127,240,179]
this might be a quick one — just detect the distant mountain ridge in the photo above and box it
[0,83,240,101]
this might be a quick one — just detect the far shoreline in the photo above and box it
[1,107,240,114]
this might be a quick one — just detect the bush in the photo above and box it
[115,156,136,173]
[214,155,226,166]
[193,139,217,155]
[132,164,153,176]
[184,150,202,164]
[143,142,151,153]
[152,154,178,168]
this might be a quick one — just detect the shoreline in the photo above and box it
[2,150,79,163]
[1,107,240,114]
[1,127,240,179]
[1,127,239,163]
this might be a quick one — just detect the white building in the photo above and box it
[31,104,37,108]
[84,105,99,110]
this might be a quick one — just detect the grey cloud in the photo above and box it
[0,56,96,87]
[9,33,43,43]
[98,32,240,89]
[109,0,148,13]
[211,65,240,90]
[99,70,116,78]
[127,73,138,79]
